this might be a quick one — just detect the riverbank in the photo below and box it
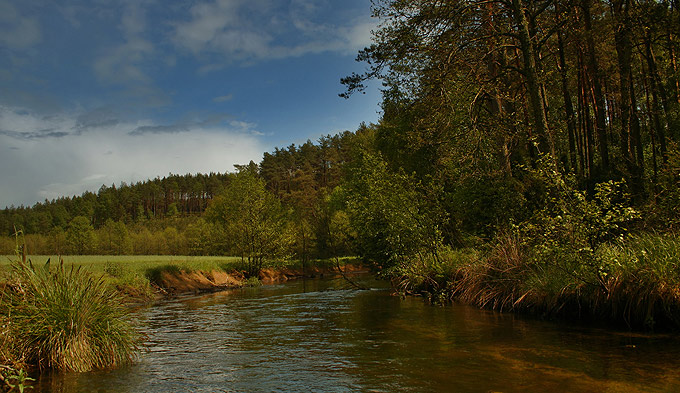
[0,255,365,302]
[0,255,365,390]
[147,259,367,297]
[396,232,680,331]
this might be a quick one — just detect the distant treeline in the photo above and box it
[1,172,231,235]
[0,131,358,257]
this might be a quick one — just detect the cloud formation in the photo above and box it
[129,124,189,136]
[0,105,266,206]
[0,0,381,207]
[213,94,233,103]
[172,0,375,63]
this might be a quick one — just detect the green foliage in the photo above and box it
[448,174,528,242]
[1,258,139,372]
[520,158,640,289]
[98,219,132,255]
[344,149,445,272]
[647,144,680,230]
[205,170,293,276]
[184,219,220,256]
[313,186,356,260]
[166,203,179,218]
[519,157,639,290]
[5,367,35,393]
[245,276,262,287]
[65,216,96,254]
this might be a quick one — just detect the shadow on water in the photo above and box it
[35,275,680,392]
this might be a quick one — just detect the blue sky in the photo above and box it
[0,0,381,207]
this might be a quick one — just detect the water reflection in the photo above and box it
[36,276,680,392]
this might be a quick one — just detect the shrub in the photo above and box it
[1,258,140,372]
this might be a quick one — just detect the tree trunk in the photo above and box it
[483,2,513,175]
[582,0,610,175]
[578,48,595,181]
[644,37,669,163]
[630,75,644,174]
[557,29,578,174]
[612,0,642,195]
[511,0,554,157]
[641,54,660,189]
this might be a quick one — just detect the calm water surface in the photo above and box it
[37,277,680,392]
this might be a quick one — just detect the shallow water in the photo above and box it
[37,277,680,392]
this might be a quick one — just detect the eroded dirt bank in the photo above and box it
[152,264,368,296]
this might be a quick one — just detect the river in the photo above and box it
[36,276,680,392]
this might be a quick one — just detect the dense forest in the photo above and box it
[0,132,358,257]
[2,0,680,327]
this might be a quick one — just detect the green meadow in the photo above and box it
[0,255,242,275]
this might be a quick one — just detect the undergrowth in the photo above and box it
[394,159,680,330]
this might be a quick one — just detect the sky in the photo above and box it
[0,0,382,208]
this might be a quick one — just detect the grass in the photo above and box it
[0,255,243,274]
[1,258,140,372]
[0,256,244,300]
[395,232,680,330]
[0,255,361,298]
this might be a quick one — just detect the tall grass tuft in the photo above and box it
[1,258,140,372]
[595,233,680,328]
[443,232,680,329]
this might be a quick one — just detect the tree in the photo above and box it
[66,216,97,255]
[344,147,445,271]
[205,169,293,276]
[342,0,680,207]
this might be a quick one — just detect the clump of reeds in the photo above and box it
[444,231,680,329]
[594,233,680,329]
[448,231,539,311]
[1,258,140,372]
[394,247,481,301]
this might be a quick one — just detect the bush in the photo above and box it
[1,258,140,372]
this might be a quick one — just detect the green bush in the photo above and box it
[1,259,140,372]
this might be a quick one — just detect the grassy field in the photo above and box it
[1,255,358,273]
[0,255,359,291]
[0,255,242,274]
[0,255,248,304]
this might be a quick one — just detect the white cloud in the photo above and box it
[0,106,265,206]
[94,37,154,85]
[120,2,146,38]
[172,0,375,63]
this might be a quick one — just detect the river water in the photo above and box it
[37,276,680,392]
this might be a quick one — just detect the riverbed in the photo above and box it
[36,276,680,392]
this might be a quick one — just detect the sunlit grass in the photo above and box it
[0,255,360,298]
[396,233,680,329]
[0,255,242,273]
[1,259,140,372]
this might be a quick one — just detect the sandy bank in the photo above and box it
[151,263,369,296]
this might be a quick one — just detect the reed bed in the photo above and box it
[400,233,680,330]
